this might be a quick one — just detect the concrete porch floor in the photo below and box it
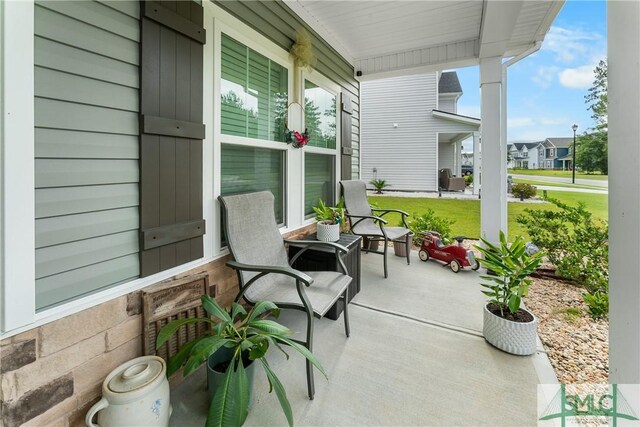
[170,250,557,426]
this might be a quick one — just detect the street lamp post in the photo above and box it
[572,124,578,184]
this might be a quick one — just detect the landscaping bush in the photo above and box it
[464,174,473,186]
[406,209,455,244]
[516,197,608,315]
[511,183,537,199]
[582,289,609,320]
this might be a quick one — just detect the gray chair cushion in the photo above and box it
[341,180,410,240]
[220,191,351,317]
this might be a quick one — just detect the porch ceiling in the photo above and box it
[284,0,564,80]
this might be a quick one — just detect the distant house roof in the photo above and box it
[545,137,573,148]
[513,142,541,150]
[439,71,462,94]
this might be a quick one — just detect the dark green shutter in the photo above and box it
[139,0,206,276]
[341,92,353,180]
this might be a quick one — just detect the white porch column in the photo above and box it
[479,57,507,243]
[472,132,481,195]
[608,1,640,384]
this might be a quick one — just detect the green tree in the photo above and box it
[585,59,607,131]
[576,59,608,174]
[576,131,608,174]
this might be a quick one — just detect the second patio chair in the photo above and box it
[218,191,352,400]
[340,180,412,278]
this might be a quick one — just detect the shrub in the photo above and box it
[407,209,455,244]
[464,175,473,186]
[511,183,537,199]
[516,197,608,294]
[582,290,608,320]
[369,179,390,194]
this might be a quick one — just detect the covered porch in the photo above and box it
[170,253,555,425]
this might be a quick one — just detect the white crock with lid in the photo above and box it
[85,355,171,427]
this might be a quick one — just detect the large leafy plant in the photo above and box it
[157,296,326,427]
[406,209,455,245]
[475,232,544,318]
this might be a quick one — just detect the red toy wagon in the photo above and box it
[418,231,480,273]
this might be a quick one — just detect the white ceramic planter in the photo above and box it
[483,304,538,356]
[317,221,340,242]
[86,356,172,427]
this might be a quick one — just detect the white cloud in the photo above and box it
[509,117,535,128]
[559,65,595,89]
[544,26,605,64]
[532,66,560,88]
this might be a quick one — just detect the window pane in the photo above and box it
[221,144,285,224]
[304,80,336,149]
[305,153,335,217]
[221,34,288,142]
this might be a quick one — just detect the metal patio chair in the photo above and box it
[218,191,352,400]
[340,180,412,278]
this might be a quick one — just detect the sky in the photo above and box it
[456,0,607,151]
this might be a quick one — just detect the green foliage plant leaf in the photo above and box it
[260,358,293,427]
[475,231,544,317]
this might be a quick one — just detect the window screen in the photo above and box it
[304,80,336,149]
[221,144,285,224]
[221,34,288,142]
[304,153,335,217]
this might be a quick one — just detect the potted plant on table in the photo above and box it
[312,197,346,242]
[475,232,544,356]
[157,296,326,427]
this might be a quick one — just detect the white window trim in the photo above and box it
[210,5,296,249]
[2,1,36,332]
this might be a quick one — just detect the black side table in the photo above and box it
[288,233,362,320]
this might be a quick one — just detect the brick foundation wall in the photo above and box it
[0,225,314,427]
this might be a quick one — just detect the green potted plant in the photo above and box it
[157,296,326,427]
[369,179,390,194]
[475,232,544,355]
[312,197,346,242]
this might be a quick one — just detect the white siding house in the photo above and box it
[360,72,479,192]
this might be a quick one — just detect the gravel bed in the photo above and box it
[525,277,609,384]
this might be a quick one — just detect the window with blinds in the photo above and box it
[304,153,335,217]
[221,33,288,142]
[221,144,285,224]
[304,80,336,149]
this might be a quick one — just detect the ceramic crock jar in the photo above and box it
[85,356,172,427]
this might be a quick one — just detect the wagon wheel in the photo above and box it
[418,250,430,262]
[450,259,461,273]
[471,259,480,271]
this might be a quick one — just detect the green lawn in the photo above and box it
[369,190,608,240]
[513,178,606,191]
[508,169,608,181]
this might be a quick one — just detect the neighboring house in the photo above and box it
[540,137,574,169]
[360,72,480,191]
[508,142,542,169]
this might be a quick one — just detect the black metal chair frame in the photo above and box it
[219,194,351,400]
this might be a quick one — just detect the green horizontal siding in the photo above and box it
[34,0,141,310]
